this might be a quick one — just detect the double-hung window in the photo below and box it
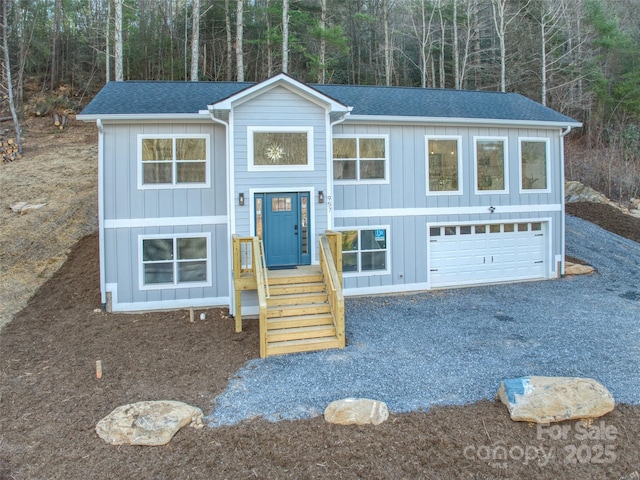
[333,135,389,183]
[426,136,462,194]
[138,134,209,188]
[140,234,211,289]
[474,137,508,194]
[519,138,550,192]
[339,227,389,275]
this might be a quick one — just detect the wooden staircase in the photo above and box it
[232,233,345,358]
[265,268,343,356]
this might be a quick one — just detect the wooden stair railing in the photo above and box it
[232,232,345,358]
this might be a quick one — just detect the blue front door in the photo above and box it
[255,192,311,268]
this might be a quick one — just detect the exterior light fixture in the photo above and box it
[239,193,245,206]
[318,191,325,204]
[489,206,496,213]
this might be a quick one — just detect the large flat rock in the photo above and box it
[96,400,204,446]
[324,398,389,425]
[497,376,615,423]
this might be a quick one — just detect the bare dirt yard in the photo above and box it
[1,120,639,479]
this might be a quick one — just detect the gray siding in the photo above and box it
[333,123,565,292]
[101,121,229,310]
[104,224,229,306]
[231,86,330,241]
[333,124,563,210]
[102,122,227,220]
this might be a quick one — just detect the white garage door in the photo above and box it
[428,221,547,288]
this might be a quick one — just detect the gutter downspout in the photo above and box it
[327,109,352,230]
[559,126,572,277]
[208,110,235,316]
[96,119,107,309]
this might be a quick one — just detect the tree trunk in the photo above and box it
[236,0,244,81]
[491,0,506,92]
[106,0,111,82]
[318,0,326,83]
[266,0,273,77]
[50,0,62,89]
[282,0,289,74]
[225,0,232,81]
[114,0,123,81]
[2,0,22,154]
[383,0,391,86]
[190,0,200,81]
[453,0,460,89]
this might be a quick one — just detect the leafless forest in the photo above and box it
[1,0,639,200]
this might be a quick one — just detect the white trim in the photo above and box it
[208,111,235,317]
[327,115,350,228]
[474,136,509,195]
[344,115,582,129]
[344,282,431,297]
[333,225,391,277]
[138,232,213,291]
[332,134,390,185]
[425,135,463,196]
[560,128,568,276]
[137,134,211,190]
[247,126,314,172]
[97,120,107,307]
[78,113,208,122]
[249,188,317,264]
[334,204,562,218]
[104,216,227,229]
[106,282,229,313]
[518,137,551,193]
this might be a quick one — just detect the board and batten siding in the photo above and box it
[231,86,331,250]
[333,123,565,293]
[332,124,563,210]
[101,122,229,311]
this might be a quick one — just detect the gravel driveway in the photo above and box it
[207,215,640,426]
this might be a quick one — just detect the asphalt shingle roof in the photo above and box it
[80,80,579,125]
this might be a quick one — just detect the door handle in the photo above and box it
[294,224,298,235]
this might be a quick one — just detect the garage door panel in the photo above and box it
[429,222,547,288]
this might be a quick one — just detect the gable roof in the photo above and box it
[79,78,580,127]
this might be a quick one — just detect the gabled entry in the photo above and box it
[255,192,311,268]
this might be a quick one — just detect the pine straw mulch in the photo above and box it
[1,215,640,479]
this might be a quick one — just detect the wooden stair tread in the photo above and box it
[267,274,323,286]
[267,325,336,342]
[266,337,343,356]
[268,283,325,295]
[267,292,328,306]
[267,303,331,318]
[267,313,334,329]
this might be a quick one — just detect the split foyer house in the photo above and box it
[79,73,581,356]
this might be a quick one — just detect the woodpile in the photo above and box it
[1,137,21,163]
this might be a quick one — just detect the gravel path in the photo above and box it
[206,215,640,426]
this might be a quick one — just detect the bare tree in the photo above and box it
[282,0,289,74]
[318,0,327,83]
[383,0,393,86]
[2,0,22,154]
[106,0,111,82]
[490,0,530,92]
[236,0,244,81]
[114,0,123,81]
[50,0,62,89]
[411,0,437,88]
[225,0,232,81]
[190,0,200,81]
